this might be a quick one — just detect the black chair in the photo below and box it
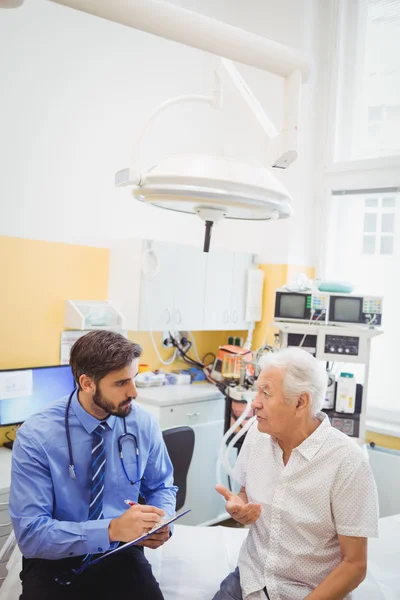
[162,426,195,511]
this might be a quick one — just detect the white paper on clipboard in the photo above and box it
[93,509,191,564]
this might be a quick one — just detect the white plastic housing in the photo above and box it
[133,154,292,221]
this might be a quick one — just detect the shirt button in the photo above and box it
[69,552,74,556]
[98,547,103,552]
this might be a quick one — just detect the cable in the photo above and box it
[216,390,256,485]
[143,282,177,366]
[202,352,216,365]
[187,331,203,365]
[366,314,377,327]
[298,310,315,348]
[5,430,14,443]
[168,334,204,369]
[244,321,255,350]
[298,309,326,349]
[262,323,271,347]
[149,330,177,366]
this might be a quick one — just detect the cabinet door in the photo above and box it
[203,250,234,330]
[138,241,176,331]
[173,245,207,331]
[108,239,143,330]
[230,253,253,330]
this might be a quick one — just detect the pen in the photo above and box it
[124,499,167,530]
[124,499,137,507]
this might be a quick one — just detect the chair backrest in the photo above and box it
[162,426,195,511]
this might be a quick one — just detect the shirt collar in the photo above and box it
[70,389,117,434]
[294,412,331,461]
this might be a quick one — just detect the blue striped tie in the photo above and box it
[89,422,107,520]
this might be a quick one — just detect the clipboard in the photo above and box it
[88,508,191,567]
[55,509,192,585]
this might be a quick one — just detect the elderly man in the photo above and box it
[214,347,378,600]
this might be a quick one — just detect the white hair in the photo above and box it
[259,347,327,415]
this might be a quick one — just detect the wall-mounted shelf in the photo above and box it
[65,300,125,331]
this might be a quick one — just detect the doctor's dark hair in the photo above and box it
[69,330,142,389]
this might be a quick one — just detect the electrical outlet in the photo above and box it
[162,331,175,348]
[162,331,188,348]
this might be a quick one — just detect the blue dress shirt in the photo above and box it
[9,391,177,560]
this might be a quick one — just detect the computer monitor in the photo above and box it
[0,365,75,426]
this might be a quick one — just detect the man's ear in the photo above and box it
[296,392,310,412]
[79,374,95,393]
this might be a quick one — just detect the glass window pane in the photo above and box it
[363,235,376,254]
[365,198,379,207]
[387,105,400,120]
[381,213,395,233]
[367,124,380,144]
[337,0,400,159]
[380,236,394,255]
[382,196,396,207]
[368,105,384,122]
[364,213,377,232]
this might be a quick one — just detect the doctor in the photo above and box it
[9,330,177,600]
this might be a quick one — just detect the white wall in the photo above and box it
[0,0,326,264]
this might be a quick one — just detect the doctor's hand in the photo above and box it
[108,505,165,543]
[137,525,171,550]
[216,484,261,525]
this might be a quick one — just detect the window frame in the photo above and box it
[317,169,400,431]
[325,0,400,170]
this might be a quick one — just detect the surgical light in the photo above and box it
[46,0,312,251]
[116,154,290,252]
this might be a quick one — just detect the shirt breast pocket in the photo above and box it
[116,451,143,504]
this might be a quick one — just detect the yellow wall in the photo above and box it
[129,330,245,372]
[0,236,246,445]
[0,236,110,444]
[0,237,110,370]
[253,263,316,350]
[1,237,398,450]
[366,431,400,451]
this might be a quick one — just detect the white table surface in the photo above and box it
[136,382,223,407]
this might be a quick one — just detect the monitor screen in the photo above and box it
[333,297,362,322]
[0,365,75,426]
[279,294,307,319]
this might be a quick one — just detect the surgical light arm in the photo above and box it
[47,0,308,176]
[115,56,301,190]
[215,58,301,169]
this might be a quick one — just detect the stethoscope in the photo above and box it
[65,389,144,486]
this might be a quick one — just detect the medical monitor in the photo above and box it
[0,365,75,426]
[274,290,329,324]
[328,294,383,326]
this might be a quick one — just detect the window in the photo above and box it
[362,196,396,255]
[325,189,399,414]
[335,0,400,161]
